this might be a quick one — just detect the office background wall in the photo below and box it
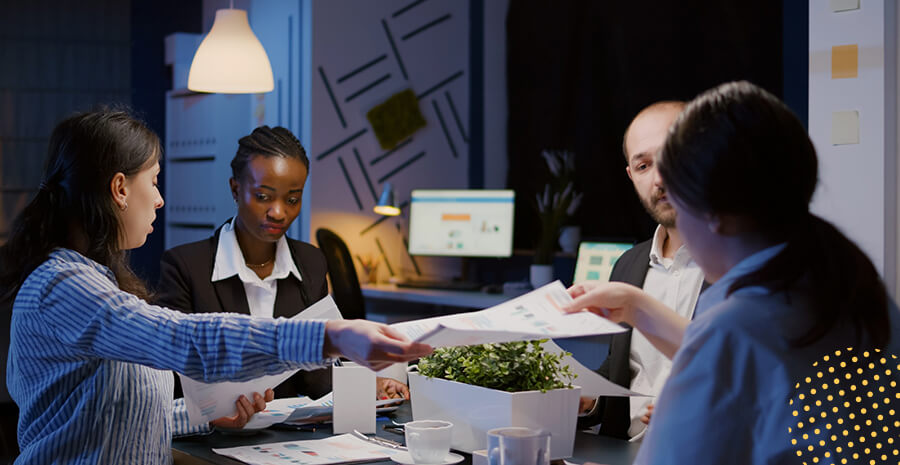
[808,1,899,298]
[506,1,787,249]
[307,0,473,281]
[1,1,817,289]
[0,0,132,246]
[131,1,202,283]
[0,0,201,285]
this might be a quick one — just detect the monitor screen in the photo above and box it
[407,189,515,257]
[572,241,634,285]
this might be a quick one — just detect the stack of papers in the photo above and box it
[213,433,399,465]
[242,394,405,430]
[180,296,343,426]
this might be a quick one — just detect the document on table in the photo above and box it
[542,340,650,397]
[240,395,405,430]
[390,281,626,348]
[213,433,400,465]
[180,295,343,426]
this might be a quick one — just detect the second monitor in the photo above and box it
[407,189,515,258]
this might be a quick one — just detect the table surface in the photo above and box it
[172,404,641,465]
[361,284,526,309]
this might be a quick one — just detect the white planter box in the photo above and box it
[408,373,581,459]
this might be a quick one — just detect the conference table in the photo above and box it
[172,403,641,465]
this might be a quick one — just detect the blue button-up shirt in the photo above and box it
[8,248,330,464]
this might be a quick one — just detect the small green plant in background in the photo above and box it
[418,340,576,393]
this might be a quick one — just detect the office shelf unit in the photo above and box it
[163,34,252,250]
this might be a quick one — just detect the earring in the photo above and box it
[120,201,128,211]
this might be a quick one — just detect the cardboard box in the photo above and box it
[408,373,581,458]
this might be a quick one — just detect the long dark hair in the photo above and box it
[658,81,889,348]
[230,125,309,179]
[0,108,161,302]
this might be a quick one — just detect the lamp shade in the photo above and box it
[187,9,274,93]
[374,183,401,216]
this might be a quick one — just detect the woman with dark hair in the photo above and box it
[565,81,898,463]
[0,110,431,464]
[156,126,408,430]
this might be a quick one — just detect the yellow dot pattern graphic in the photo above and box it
[790,348,900,465]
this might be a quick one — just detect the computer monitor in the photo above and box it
[572,241,634,284]
[407,189,515,257]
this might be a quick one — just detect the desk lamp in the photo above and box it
[374,183,401,216]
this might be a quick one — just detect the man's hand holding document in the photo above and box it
[391,281,626,347]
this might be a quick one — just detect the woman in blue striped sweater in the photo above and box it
[0,108,432,464]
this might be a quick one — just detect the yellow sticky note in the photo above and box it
[831,111,859,145]
[832,45,858,79]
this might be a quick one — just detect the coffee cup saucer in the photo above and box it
[390,451,464,465]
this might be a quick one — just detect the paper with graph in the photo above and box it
[180,295,343,426]
[391,281,626,348]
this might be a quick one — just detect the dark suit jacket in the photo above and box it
[155,224,332,400]
[578,238,708,439]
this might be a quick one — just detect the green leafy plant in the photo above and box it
[533,150,582,265]
[418,340,576,393]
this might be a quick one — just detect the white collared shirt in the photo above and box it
[627,225,705,440]
[211,218,302,319]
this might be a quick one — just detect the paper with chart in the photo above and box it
[541,340,650,397]
[240,394,406,430]
[391,281,626,348]
[180,295,343,426]
[241,396,315,430]
[213,433,399,465]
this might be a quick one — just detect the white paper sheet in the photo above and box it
[213,433,399,465]
[242,396,314,430]
[542,340,650,398]
[180,295,343,426]
[390,281,626,348]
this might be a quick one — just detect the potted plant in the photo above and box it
[408,341,580,458]
[532,150,582,287]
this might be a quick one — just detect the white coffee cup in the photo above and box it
[404,420,453,464]
[487,427,550,465]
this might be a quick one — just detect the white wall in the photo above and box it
[808,0,898,297]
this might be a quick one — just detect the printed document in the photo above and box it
[391,281,626,347]
[542,340,650,397]
[213,433,398,465]
[180,295,343,426]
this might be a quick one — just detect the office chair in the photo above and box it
[315,228,366,320]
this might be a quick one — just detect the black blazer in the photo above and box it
[578,238,709,439]
[155,224,332,400]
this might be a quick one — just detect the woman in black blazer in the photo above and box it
[156,126,407,425]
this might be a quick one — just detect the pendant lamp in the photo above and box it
[187,7,274,93]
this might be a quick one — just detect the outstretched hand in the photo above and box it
[323,320,433,371]
[562,281,643,325]
[210,388,274,430]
